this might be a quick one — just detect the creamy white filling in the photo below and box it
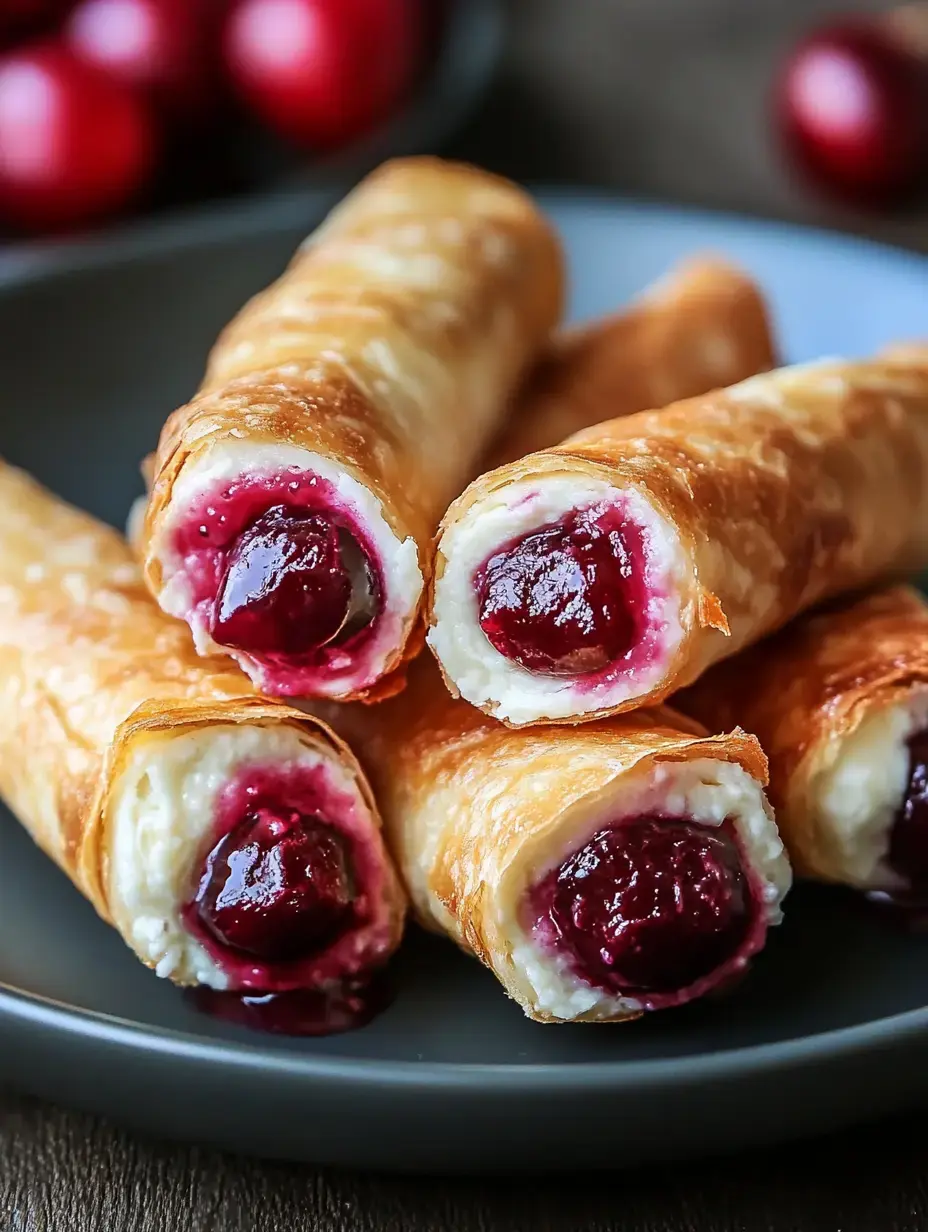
[506,758,791,1022]
[105,722,375,988]
[812,693,928,889]
[150,441,422,697]
[429,477,687,724]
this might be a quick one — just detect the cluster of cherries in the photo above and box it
[0,0,421,233]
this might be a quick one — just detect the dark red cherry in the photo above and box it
[777,17,928,203]
[476,509,638,676]
[211,505,375,657]
[194,806,355,961]
[887,727,928,890]
[537,818,753,996]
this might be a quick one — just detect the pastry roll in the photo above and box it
[680,585,928,906]
[485,255,776,470]
[334,659,790,1022]
[0,461,403,992]
[430,355,928,726]
[139,157,564,702]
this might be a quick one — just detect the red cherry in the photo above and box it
[65,0,221,121]
[0,44,156,232]
[777,18,928,203]
[223,0,420,149]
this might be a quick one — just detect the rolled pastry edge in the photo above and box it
[100,698,405,990]
[680,585,928,896]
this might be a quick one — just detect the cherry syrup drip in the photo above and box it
[532,818,756,1000]
[867,728,928,926]
[190,973,394,1037]
[210,505,378,659]
[193,805,357,962]
[475,507,643,677]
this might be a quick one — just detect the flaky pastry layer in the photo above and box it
[681,585,928,888]
[0,461,404,983]
[484,255,777,470]
[431,355,928,725]
[141,157,564,699]
[329,659,790,1023]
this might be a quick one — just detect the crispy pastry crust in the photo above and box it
[680,585,928,882]
[433,356,928,723]
[0,461,402,973]
[485,255,777,470]
[141,157,565,699]
[331,658,768,1021]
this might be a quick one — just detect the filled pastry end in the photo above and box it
[149,441,421,700]
[809,693,928,901]
[507,756,789,1021]
[430,475,689,725]
[106,719,401,992]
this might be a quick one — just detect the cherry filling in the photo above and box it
[210,505,378,659]
[190,974,394,1037]
[475,507,644,677]
[194,805,357,963]
[531,818,757,999]
[885,728,928,893]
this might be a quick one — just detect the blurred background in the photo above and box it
[0,0,926,249]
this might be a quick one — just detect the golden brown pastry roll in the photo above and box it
[139,157,564,703]
[332,658,790,1022]
[429,355,928,726]
[485,255,777,470]
[680,585,928,905]
[0,460,403,996]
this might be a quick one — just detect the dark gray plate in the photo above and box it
[1,194,928,1172]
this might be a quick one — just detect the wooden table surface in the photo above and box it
[5,1,928,1227]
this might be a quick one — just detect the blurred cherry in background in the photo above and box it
[0,1,71,43]
[224,0,419,149]
[777,7,928,205]
[0,0,426,234]
[0,43,156,229]
[65,0,223,122]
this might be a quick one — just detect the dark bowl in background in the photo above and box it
[0,0,504,250]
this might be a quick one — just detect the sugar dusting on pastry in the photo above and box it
[429,476,688,724]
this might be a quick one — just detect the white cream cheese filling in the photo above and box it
[106,722,376,988]
[429,477,688,724]
[811,692,928,889]
[505,758,791,1022]
[151,441,422,697]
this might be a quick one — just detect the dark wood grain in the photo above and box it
[5,0,928,1227]
[4,1086,928,1231]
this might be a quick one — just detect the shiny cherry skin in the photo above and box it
[223,0,420,148]
[195,805,356,962]
[210,505,375,658]
[777,18,928,202]
[0,43,156,232]
[538,819,753,996]
[65,0,222,121]
[476,509,639,677]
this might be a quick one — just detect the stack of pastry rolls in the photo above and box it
[141,162,794,1025]
[427,343,928,961]
[8,156,928,1034]
[0,460,405,1006]
[330,253,797,1023]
